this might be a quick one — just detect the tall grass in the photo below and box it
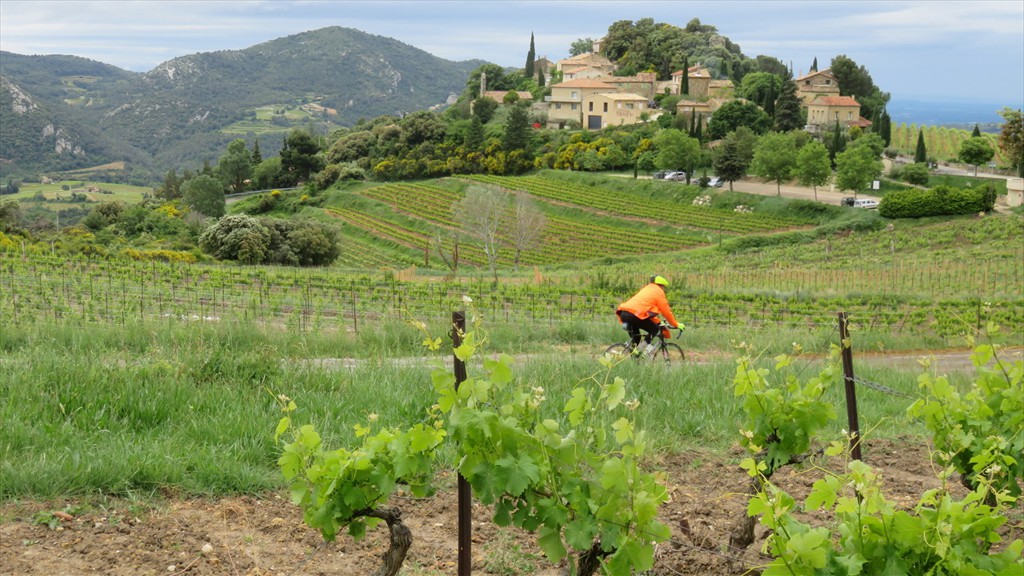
[0,319,969,499]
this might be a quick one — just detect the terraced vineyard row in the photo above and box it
[461,174,809,233]
[352,182,705,265]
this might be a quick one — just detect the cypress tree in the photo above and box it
[525,32,536,78]
[810,57,818,72]
[689,111,696,137]
[537,68,545,88]
[694,113,703,143]
[915,129,928,163]
[972,124,981,138]
[251,138,262,165]
[830,120,844,168]
[681,55,690,95]
[879,110,892,147]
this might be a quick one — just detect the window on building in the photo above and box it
[847,111,853,120]
[571,103,577,110]
[589,102,593,111]
[571,91,578,99]
[604,102,608,112]
[555,103,562,110]
[626,103,634,110]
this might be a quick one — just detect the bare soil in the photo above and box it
[3,437,1020,576]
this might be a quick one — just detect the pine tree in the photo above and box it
[773,78,803,132]
[915,129,928,163]
[972,124,981,138]
[465,115,484,151]
[251,138,262,165]
[810,57,818,72]
[525,32,536,78]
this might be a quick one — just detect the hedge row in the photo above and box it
[879,184,997,218]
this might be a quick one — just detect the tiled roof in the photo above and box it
[553,78,619,88]
[597,93,649,101]
[795,68,836,82]
[813,95,860,107]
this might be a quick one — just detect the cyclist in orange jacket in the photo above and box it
[615,275,680,354]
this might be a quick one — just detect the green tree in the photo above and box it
[681,55,690,95]
[158,169,182,200]
[830,55,890,121]
[0,199,23,234]
[181,174,226,218]
[972,124,982,138]
[654,129,701,181]
[251,138,263,165]
[708,100,772,139]
[914,129,928,164]
[810,57,818,72]
[835,144,883,193]
[958,137,995,176]
[795,140,832,200]
[827,120,847,168]
[218,139,253,193]
[712,127,756,191]
[773,78,803,132]
[569,37,595,56]
[472,96,499,124]
[198,214,270,264]
[465,115,485,151]
[738,72,781,112]
[750,131,797,195]
[525,32,536,78]
[998,108,1024,177]
[503,104,531,154]
[280,130,324,186]
[877,109,892,147]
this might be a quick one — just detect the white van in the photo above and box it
[852,198,879,209]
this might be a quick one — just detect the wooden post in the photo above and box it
[451,311,472,576]
[837,312,863,461]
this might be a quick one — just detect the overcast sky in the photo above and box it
[2,0,1022,107]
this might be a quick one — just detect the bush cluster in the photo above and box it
[879,184,997,218]
[198,214,340,266]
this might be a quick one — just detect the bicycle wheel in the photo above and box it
[658,343,685,364]
[603,343,634,360]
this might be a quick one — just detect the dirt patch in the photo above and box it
[3,437,1020,576]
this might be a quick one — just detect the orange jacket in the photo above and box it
[617,283,679,328]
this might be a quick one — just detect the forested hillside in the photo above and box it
[0,27,483,181]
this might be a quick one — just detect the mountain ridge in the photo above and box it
[0,26,486,182]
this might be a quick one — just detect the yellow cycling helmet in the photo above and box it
[652,275,669,287]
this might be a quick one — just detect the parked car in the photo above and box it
[853,198,879,209]
[840,197,857,207]
[707,176,723,188]
[666,171,687,181]
[652,170,669,180]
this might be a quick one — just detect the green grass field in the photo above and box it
[6,180,153,209]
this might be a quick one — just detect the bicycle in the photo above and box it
[603,324,685,364]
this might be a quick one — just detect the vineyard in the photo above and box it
[891,123,1007,166]
[2,169,1023,575]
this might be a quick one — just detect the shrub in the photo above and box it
[879,184,995,218]
[900,162,930,186]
